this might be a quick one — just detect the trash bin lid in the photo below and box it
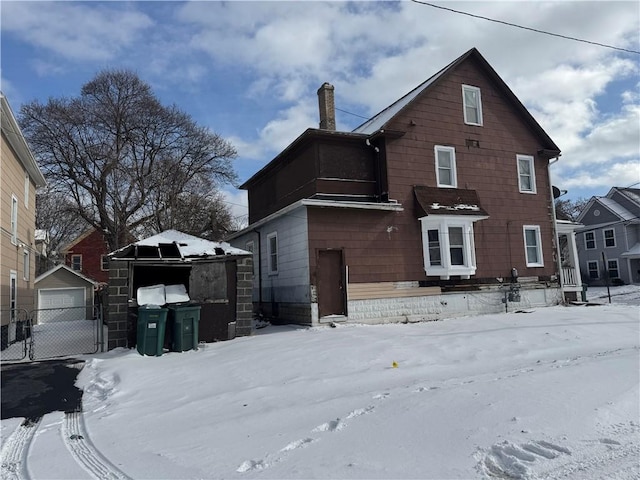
[137,284,166,306]
[165,284,190,304]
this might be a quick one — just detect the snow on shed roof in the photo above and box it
[111,229,250,260]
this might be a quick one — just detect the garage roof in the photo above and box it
[110,229,250,261]
[34,264,97,286]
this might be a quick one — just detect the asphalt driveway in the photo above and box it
[1,359,84,421]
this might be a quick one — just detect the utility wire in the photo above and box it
[410,0,640,55]
[336,107,370,120]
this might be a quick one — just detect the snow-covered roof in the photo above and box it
[621,242,640,258]
[111,229,250,260]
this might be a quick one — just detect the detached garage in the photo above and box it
[34,265,96,323]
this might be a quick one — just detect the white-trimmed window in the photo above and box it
[607,259,619,279]
[523,225,544,267]
[517,155,536,193]
[71,254,82,271]
[24,171,30,208]
[23,250,30,281]
[9,271,17,321]
[267,232,278,275]
[420,215,485,280]
[11,195,18,244]
[587,261,599,279]
[462,85,483,126]
[585,231,596,250]
[101,255,109,271]
[603,228,615,248]
[435,146,457,188]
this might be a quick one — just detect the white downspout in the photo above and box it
[548,156,564,303]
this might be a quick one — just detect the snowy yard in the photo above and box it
[1,286,639,479]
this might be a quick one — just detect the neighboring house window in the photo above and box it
[71,254,82,271]
[462,85,483,126]
[11,195,18,244]
[585,231,596,250]
[435,146,457,188]
[587,261,599,279]
[267,233,278,274]
[523,225,544,267]
[101,255,109,271]
[23,250,30,281]
[603,229,615,248]
[420,216,481,280]
[607,259,619,279]
[517,155,536,193]
[9,271,17,321]
[24,171,30,208]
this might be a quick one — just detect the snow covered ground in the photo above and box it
[2,285,639,479]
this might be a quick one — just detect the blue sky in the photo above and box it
[2,1,639,223]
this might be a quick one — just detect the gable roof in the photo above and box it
[60,227,101,254]
[577,192,639,224]
[34,264,97,286]
[1,92,46,187]
[608,187,640,208]
[353,48,560,155]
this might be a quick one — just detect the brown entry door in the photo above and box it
[317,249,345,317]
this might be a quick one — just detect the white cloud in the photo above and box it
[1,2,153,63]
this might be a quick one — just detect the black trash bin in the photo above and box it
[136,306,168,356]
[168,304,200,351]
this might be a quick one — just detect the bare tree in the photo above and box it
[20,69,237,252]
[555,197,589,222]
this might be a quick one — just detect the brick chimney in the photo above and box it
[317,82,336,131]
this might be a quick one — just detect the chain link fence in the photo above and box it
[1,305,104,362]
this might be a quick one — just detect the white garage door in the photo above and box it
[38,288,87,322]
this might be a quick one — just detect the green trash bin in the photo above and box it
[137,307,168,356]
[168,305,200,352]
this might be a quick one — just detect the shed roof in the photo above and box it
[110,229,250,260]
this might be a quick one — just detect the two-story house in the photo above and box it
[228,48,563,326]
[1,93,47,347]
[576,187,640,286]
[60,227,111,284]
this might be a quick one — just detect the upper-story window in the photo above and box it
[435,146,457,188]
[603,228,615,248]
[24,171,30,209]
[585,231,596,249]
[71,254,82,272]
[101,255,109,271]
[23,250,30,281]
[11,195,18,245]
[462,85,483,126]
[523,225,544,267]
[517,155,536,193]
[267,232,278,275]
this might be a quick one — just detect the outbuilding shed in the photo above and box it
[34,264,96,323]
[106,230,253,350]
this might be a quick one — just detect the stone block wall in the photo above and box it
[235,256,253,336]
[106,259,130,349]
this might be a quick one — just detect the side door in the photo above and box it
[317,249,346,317]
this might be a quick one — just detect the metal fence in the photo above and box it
[1,305,104,362]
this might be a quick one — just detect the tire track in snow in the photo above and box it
[0,417,41,480]
[62,412,131,480]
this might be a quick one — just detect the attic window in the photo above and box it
[462,85,483,126]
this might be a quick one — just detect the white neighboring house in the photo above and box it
[576,187,640,286]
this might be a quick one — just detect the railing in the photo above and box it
[561,267,578,286]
